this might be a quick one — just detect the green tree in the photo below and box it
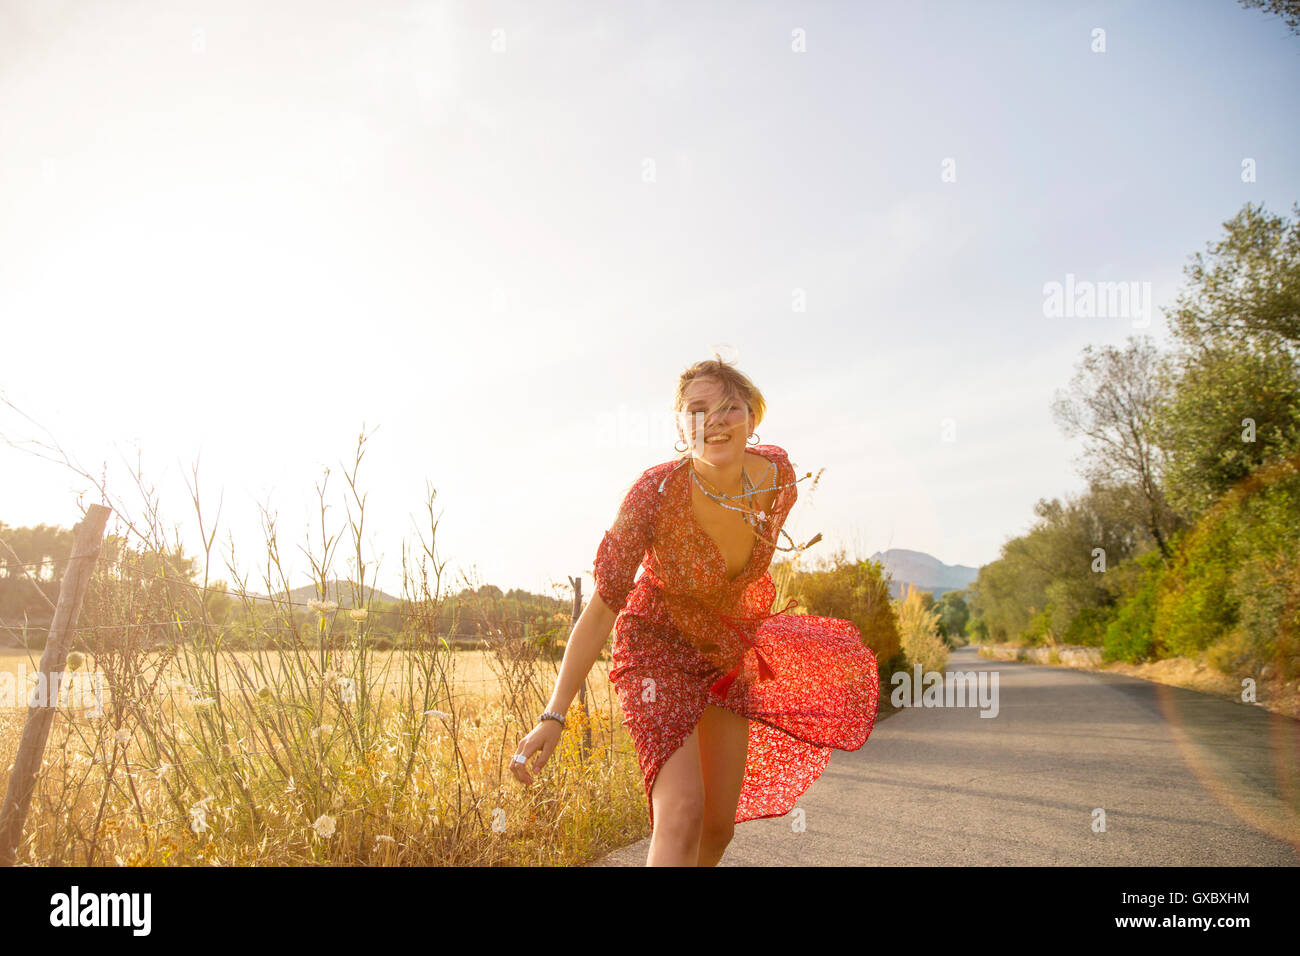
[0,521,73,621]
[1155,341,1300,520]
[1239,0,1300,37]
[935,589,971,645]
[1155,201,1300,521]
[1051,336,1182,561]
[966,481,1152,646]
[1165,201,1300,353]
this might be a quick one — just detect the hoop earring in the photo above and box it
[746,432,759,445]
[674,438,688,452]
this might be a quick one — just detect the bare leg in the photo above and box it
[645,724,705,866]
[695,703,749,866]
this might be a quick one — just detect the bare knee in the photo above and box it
[700,817,735,851]
[649,729,706,842]
[654,791,706,841]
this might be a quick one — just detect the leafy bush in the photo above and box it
[1022,605,1054,646]
[1062,604,1114,646]
[784,549,901,668]
[1153,514,1239,658]
[1103,549,1167,663]
[1155,457,1300,666]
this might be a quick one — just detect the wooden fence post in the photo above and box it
[568,575,592,759]
[0,504,110,866]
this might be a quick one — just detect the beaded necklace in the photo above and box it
[657,453,822,555]
[690,458,772,531]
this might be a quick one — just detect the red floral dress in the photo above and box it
[593,444,880,828]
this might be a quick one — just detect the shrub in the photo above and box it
[1063,604,1114,646]
[783,549,901,666]
[1103,549,1167,663]
[896,583,949,674]
[1022,605,1053,646]
[1153,511,1239,658]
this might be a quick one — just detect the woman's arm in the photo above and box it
[510,467,657,784]
[544,589,618,715]
[545,463,661,715]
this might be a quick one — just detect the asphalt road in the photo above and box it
[590,646,1300,866]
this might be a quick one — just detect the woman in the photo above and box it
[509,356,880,866]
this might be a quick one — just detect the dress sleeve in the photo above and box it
[592,467,660,614]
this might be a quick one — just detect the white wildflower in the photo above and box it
[338,677,356,704]
[189,796,214,834]
[349,608,368,621]
[114,728,131,745]
[312,814,337,839]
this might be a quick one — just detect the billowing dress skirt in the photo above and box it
[593,446,880,828]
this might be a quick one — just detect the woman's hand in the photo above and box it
[508,719,564,785]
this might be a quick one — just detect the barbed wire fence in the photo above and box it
[0,504,638,864]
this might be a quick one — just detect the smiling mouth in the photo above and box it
[703,433,731,444]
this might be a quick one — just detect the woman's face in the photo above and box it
[676,378,751,462]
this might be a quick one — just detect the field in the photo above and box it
[0,643,648,866]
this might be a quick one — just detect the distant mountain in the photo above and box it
[868,549,979,600]
[248,580,405,607]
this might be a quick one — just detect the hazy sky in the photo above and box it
[2,0,1298,603]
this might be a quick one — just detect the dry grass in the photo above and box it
[0,640,648,866]
[0,425,650,866]
[1100,654,1300,721]
[895,582,949,674]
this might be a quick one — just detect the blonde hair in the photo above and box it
[673,352,767,444]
